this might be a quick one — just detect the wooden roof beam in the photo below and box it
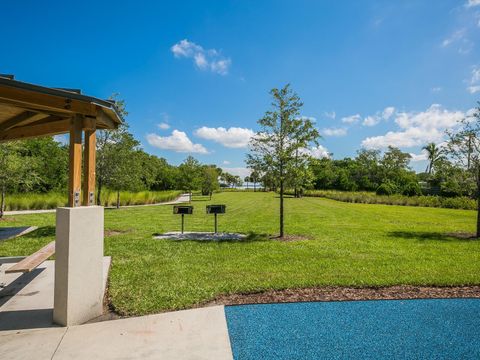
[0,118,70,142]
[0,85,97,117]
[0,111,39,132]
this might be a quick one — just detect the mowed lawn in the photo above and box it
[1,192,480,316]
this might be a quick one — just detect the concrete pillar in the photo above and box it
[53,206,104,326]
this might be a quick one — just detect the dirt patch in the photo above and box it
[203,285,480,306]
[445,232,477,240]
[0,217,16,222]
[105,230,129,237]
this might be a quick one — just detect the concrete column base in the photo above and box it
[53,206,104,326]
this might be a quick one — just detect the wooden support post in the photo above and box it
[83,118,96,206]
[68,115,83,207]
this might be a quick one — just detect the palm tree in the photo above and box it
[423,142,443,174]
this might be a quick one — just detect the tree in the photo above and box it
[102,133,143,208]
[96,95,130,205]
[177,156,202,202]
[446,107,480,237]
[0,142,37,218]
[247,84,320,238]
[249,169,261,192]
[423,142,443,175]
[201,166,220,199]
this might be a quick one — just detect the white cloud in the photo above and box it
[468,85,480,93]
[466,0,480,8]
[431,86,443,92]
[409,151,428,162]
[467,66,480,93]
[362,106,396,126]
[223,160,231,165]
[171,39,231,75]
[301,145,330,159]
[322,127,347,137]
[363,115,380,127]
[341,114,361,124]
[146,130,208,154]
[158,122,170,130]
[382,106,396,120]
[222,167,251,178]
[324,111,336,119]
[195,126,254,148]
[361,104,465,149]
[442,29,466,47]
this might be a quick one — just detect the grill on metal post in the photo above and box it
[206,205,226,233]
[173,206,193,234]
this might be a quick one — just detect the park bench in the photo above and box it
[5,241,55,274]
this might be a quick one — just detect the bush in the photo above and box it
[4,190,182,211]
[402,182,422,196]
[285,189,477,210]
[376,182,396,196]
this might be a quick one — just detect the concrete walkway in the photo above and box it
[1,306,233,360]
[0,256,233,360]
[3,193,190,216]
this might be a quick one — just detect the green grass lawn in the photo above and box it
[1,192,479,316]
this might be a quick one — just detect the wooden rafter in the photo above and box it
[0,118,70,142]
[0,85,97,117]
[0,111,38,132]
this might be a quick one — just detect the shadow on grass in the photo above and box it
[23,226,55,238]
[388,231,479,242]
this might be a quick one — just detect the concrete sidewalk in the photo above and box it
[0,256,233,360]
[1,306,233,360]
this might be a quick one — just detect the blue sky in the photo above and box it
[2,0,480,177]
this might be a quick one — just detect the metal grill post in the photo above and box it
[181,214,185,234]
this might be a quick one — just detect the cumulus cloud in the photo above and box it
[361,104,465,149]
[301,145,330,159]
[324,111,336,119]
[322,127,347,137]
[222,167,251,178]
[362,107,396,127]
[146,130,208,154]
[341,114,361,124]
[468,85,480,93]
[382,107,396,120]
[409,151,428,162]
[171,39,231,75]
[195,126,254,148]
[158,122,170,130]
[467,66,480,93]
[442,29,466,47]
[363,115,380,127]
[223,160,231,165]
[466,0,480,8]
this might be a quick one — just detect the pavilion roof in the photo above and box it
[0,75,123,142]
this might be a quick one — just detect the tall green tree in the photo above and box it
[177,156,202,202]
[201,166,220,199]
[446,106,480,237]
[0,142,38,217]
[423,142,443,175]
[247,84,320,238]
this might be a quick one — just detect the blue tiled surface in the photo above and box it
[225,299,480,359]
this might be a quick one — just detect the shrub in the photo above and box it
[376,182,396,196]
[402,182,422,196]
